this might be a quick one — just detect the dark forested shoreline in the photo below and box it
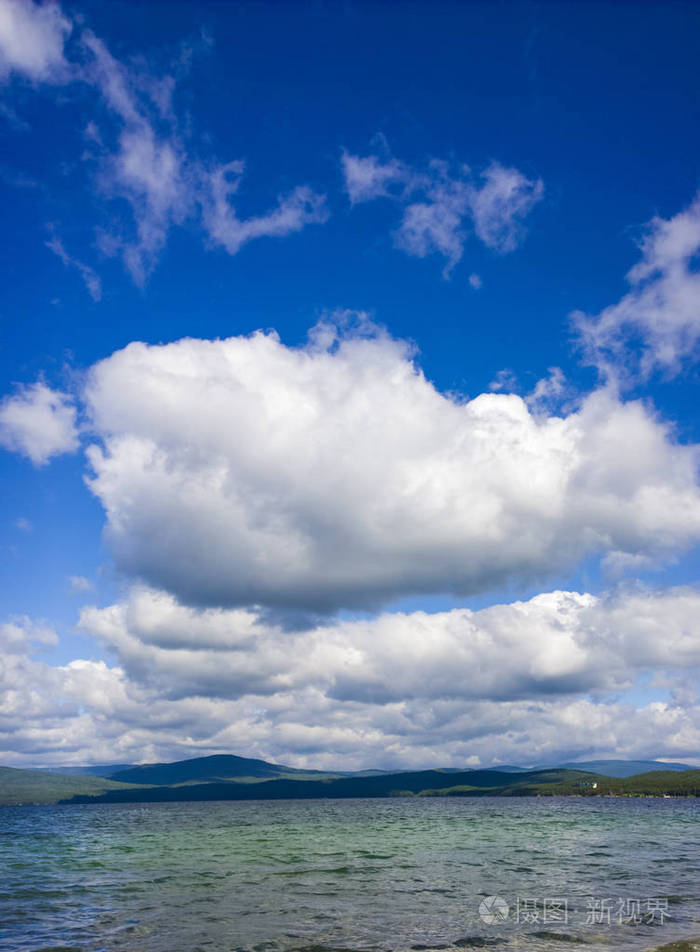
[1,754,698,806]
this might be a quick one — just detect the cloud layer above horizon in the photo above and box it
[1,582,699,770]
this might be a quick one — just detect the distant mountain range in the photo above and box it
[37,754,697,782]
[2,752,698,806]
[37,763,135,778]
[554,759,697,778]
[107,753,341,785]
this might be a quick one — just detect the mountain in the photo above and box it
[107,755,539,787]
[0,765,132,806]
[555,759,696,778]
[4,754,698,806]
[71,767,591,804]
[30,755,694,785]
[108,753,341,786]
[36,763,135,778]
[65,766,700,805]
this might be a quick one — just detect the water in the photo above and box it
[0,797,698,952]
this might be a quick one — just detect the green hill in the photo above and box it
[3,756,698,807]
[556,759,696,778]
[574,769,700,797]
[0,765,133,806]
[67,767,700,805]
[470,769,700,798]
[66,767,598,804]
[108,753,341,786]
[36,763,135,777]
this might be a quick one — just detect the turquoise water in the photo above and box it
[0,797,698,952]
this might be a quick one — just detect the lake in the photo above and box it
[0,796,698,951]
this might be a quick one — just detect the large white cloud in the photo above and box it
[0,382,79,465]
[574,191,700,381]
[83,321,700,612]
[0,0,71,82]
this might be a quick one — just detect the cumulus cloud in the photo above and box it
[0,0,71,83]
[82,322,700,613]
[3,586,700,769]
[0,382,79,465]
[574,191,700,382]
[1,615,57,653]
[80,584,700,706]
[342,146,543,275]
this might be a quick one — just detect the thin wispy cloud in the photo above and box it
[201,162,329,256]
[341,150,411,204]
[0,0,328,290]
[69,575,93,594]
[342,145,543,276]
[46,233,102,301]
[469,162,545,252]
[574,191,700,383]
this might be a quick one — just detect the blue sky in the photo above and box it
[1,0,699,770]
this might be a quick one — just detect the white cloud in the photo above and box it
[46,234,102,301]
[82,322,700,612]
[79,30,192,285]
[69,575,93,593]
[342,146,543,275]
[1,615,57,653]
[488,368,518,392]
[573,191,700,382]
[79,29,329,284]
[394,161,471,275]
[0,0,71,83]
[201,161,328,256]
[1,8,328,287]
[0,382,79,465]
[3,587,700,770]
[340,149,409,203]
[525,367,571,413]
[468,162,544,253]
[15,516,32,532]
[80,584,700,706]
[468,273,482,289]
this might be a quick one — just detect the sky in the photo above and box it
[1,0,699,771]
